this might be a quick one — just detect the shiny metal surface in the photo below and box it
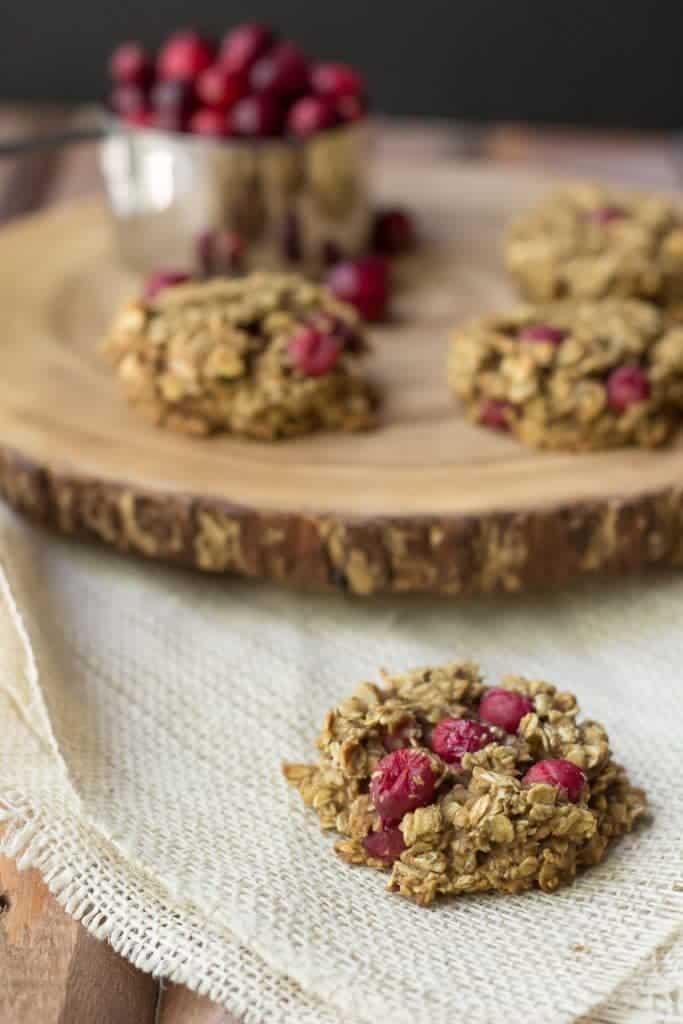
[99,119,372,274]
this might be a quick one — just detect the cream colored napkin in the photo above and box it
[0,507,680,1023]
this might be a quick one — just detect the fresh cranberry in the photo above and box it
[157,30,214,82]
[479,688,534,734]
[519,324,567,345]
[369,749,437,823]
[312,62,365,99]
[583,205,627,225]
[371,208,417,255]
[287,96,338,138]
[144,270,192,299]
[606,365,651,412]
[362,825,406,864]
[288,328,342,377]
[189,107,227,137]
[110,84,147,118]
[197,228,245,276]
[196,65,246,111]
[227,94,284,137]
[220,22,275,76]
[109,42,152,87]
[249,42,310,98]
[151,79,197,118]
[430,718,495,768]
[123,110,154,129]
[479,399,512,431]
[326,256,389,322]
[336,94,367,124]
[522,759,586,803]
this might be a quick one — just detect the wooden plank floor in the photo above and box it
[0,105,680,1023]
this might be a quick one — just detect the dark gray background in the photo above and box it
[2,1,682,128]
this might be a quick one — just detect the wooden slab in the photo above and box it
[0,161,682,596]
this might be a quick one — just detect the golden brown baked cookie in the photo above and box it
[448,299,683,450]
[504,183,683,303]
[283,661,646,906]
[103,273,377,439]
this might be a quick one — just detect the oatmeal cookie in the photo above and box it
[504,183,683,303]
[448,298,683,450]
[283,662,646,906]
[103,273,377,439]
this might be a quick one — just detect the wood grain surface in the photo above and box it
[0,105,680,1022]
[3,164,683,597]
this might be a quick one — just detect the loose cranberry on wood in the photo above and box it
[326,256,389,322]
[371,208,417,255]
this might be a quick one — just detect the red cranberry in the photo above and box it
[479,688,534,734]
[189,107,227,138]
[288,328,342,377]
[123,110,154,129]
[519,324,567,345]
[336,94,367,124]
[157,30,214,82]
[287,96,338,138]
[220,22,275,76]
[249,42,310,99]
[110,84,147,118]
[196,65,246,111]
[479,399,512,431]
[144,270,192,299]
[312,62,365,99]
[197,228,245,276]
[522,759,586,803]
[109,42,152,87]
[369,749,437,823]
[326,256,389,322]
[583,205,627,225]
[371,208,417,255]
[151,79,197,118]
[430,718,495,768]
[606,365,651,412]
[362,825,405,864]
[227,94,284,138]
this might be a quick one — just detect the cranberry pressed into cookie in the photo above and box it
[283,661,646,906]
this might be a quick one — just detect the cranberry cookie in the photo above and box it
[103,272,377,439]
[504,183,683,303]
[283,662,646,906]
[448,298,683,450]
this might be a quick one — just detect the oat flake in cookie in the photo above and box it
[504,183,683,303]
[283,662,647,907]
[103,273,377,439]
[448,298,683,450]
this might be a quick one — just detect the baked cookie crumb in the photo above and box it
[505,183,683,303]
[448,298,683,450]
[284,661,647,906]
[103,273,377,440]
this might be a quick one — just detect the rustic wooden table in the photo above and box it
[0,105,680,1024]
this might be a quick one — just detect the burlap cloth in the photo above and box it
[0,506,680,1023]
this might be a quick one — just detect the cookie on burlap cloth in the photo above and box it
[448,298,683,450]
[284,661,646,906]
[103,272,377,440]
[504,182,683,303]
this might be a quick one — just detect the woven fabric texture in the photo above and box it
[0,508,681,1023]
